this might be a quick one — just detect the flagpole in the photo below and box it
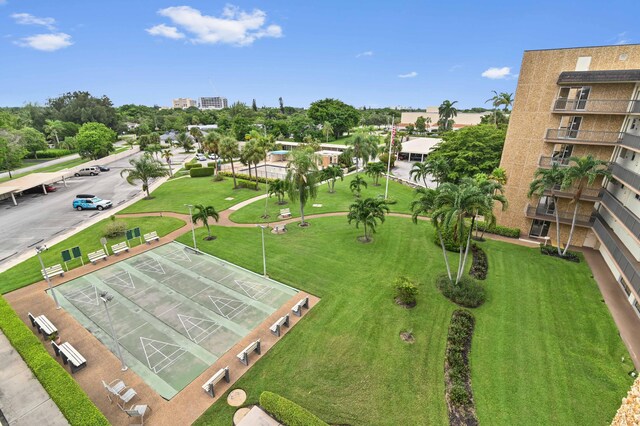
[384,117,395,200]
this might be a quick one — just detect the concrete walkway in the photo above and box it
[0,331,68,426]
[0,154,81,180]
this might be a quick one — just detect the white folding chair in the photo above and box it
[125,404,151,425]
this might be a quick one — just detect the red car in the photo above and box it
[23,184,57,194]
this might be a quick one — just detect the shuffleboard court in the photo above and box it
[51,241,298,399]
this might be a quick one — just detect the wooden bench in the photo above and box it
[202,367,230,397]
[291,296,309,317]
[279,208,291,219]
[52,341,87,373]
[269,314,289,337]
[41,264,64,279]
[88,249,108,264]
[237,339,261,366]
[144,231,160,244]
[34,314,57,338]
[272,224,287,234]
[111,241,129,256]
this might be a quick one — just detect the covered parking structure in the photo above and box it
[399,137,442,162]
[0,172,71,206]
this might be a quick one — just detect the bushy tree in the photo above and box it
[17,127,47,159]
[308,98,360,139]
[120,154,169,197]
[0,133,27,178]
[47,91,118,129]
[75,122,116,159]
[285,148,319,226]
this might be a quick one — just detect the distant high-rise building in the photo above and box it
[172,98,197,109]
[199,97,228,110]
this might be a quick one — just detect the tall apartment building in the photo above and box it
[199,97,228,110]
[497,44,640,316]
[172,98,197,109]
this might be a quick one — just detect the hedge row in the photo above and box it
[190,167,215,177]
[475,221,520,238]
[436,274,486,308]
[185,163,203,170]
[0,297,109,425]
[219,171,278,184]
[259,391,328,426]
[469,245,488,280]
[540,245,580,263]
[26,149,76,159]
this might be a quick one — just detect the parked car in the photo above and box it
[72,196,112,211]
[196,153,207,161]
[74,167,101,177]
[96,165,110,172]
[23,184,57,194]
[208,153,219,160]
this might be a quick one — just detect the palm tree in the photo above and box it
[485,91,500,127]
[438,100,458,131]
[203,131,221,157]
[322,121,334,143]
[528,164,566,255]
[489,167,508,186]
[285,148,319,226]
[120,154,169,198]
[350,174,368,198]
[44,119,64,147]
[347,197,389,242]
[321,164,344,193]
[241,140,255,181]
[177,132,193,152]
[561,155,611,255]
[189,127,204,151]
[219,135,240,188]
[347,132,379,169]
[425,156,450,188]
[364,161,386,186]
[162,149,173,176]
[473,173,508,239]
[192,204,219,240]
[498,92,514,112]
[409,161,430,187]
[268,179,287,204]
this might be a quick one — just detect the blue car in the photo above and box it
[72,196,113,211]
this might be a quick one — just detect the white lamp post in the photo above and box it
[99,291,127,371]
[258,225,267,277]
[36,245,60,309]
[184,204,197,250]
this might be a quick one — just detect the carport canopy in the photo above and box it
[399,137,442,162]
[0,171,70,206]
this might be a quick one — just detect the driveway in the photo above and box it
[392,160,437,188]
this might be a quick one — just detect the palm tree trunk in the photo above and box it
[299,204,305,226]
[438,229,453,282]
[363,222,368,241]
[562,200,581,256]
[206,223,211,238]
[230,161,237,188]
[459,216,476,281]
[553,196,562,255]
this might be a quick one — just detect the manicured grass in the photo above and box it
[0,156,88,183]
[180,217,631,426]
[229,175,417,223]
[0,216,185,294]
[120,177,261,215]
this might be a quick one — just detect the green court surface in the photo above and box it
[51,242,298,399]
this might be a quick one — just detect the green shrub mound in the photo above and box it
[219,171,278,184]
[433,226,467,252]
[475,221,520,238]
[190,167,215,178]
[394,276,418,307]
[0,297,109,425]
[436,274,486,308]
[469,245,488,280]
[540,245,580,263]
[207,161,219,168]
[27,149,76,159]
[259,391,328,426]
[235,179,259,190]
[185,163,203,170]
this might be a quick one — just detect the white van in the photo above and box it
[74,167,101,177]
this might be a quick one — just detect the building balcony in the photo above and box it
[538,155,571,168]
[610,162,640,193]
[558,69,640,85]
[543,185,603,202]
[600,190,640,240]
[525,204,596,228]
[593,216,640,292]
[545,128,621,146]
[620,132,640,152]
[552,98,640,115]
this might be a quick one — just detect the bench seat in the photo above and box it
[237,339,261,366]
[269,314,289,337]
[291,296,309,317]
[52,341,87,373]
[88,249,108,264]
[144,231,160,244]
[41,264,64,279]
[202,367,230,397]
[111,242,129,256]
[34,314,57,338]
[278,208,291,219]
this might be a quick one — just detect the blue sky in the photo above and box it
[0,0,637,108]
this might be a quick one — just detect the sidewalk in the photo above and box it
[0,331,68,426]
[0,154,82,180]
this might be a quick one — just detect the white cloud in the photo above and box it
[146,24,185,39]
[398,71,418,78]
[615,31,630,45]
[16,33,72,51]
[11,13,56,30]
[356,50,373,58]
[151,5,283,46]
[449,64,462,72]
[481,67,512,79]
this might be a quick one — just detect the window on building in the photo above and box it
[634,300,640,316]
[537,196,556,214]
[575,56,592,71]
[635,193,640,201]
[620,148,628,159]
[620,278,632,296]
[529,220,550,238]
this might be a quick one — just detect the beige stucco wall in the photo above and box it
[497,45,640,245]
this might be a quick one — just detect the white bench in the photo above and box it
[292,296,309,317]
[111,241,129,256]
[144,231,160,244]
[31,314,57,338]
[52,341,87,373]
[269,314,289,337]
[279,208,291,219]
[88,249,108,264]
[41,264,64,279]
[272,224,287,234]
[202,367,230,397]
[237,339,261,366]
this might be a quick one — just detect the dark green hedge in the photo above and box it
[475,221,520,238]
[26,149,76,159]
[259,391,328,426]
[190,167,215,177]
[436,274,486,308]
[185,162,203,170]
[0,297,109,425]
[219,171,277,184]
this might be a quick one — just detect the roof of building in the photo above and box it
[0,172,69,195]
[399,137,442,155]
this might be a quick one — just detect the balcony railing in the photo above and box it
[538,155,571,168]
[545,128,622,145]
[553,98,640,114]
[544,185,603,201]
[525,204,597,227]
[620,132,640,151]
[601,190,640,238]
[610,162,640,190]
[593,216,640,292]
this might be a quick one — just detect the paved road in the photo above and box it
[0,148,191,268]
[0,154,82,180]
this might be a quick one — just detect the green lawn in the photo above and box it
[119,177,262,215]
[0,156,89,183]
[181,216,632,426]
[229,175,416,223]
[0,216,185,294]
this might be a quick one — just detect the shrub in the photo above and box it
[433,226,467,252]
[189,167,215,178]
[475,221,520,238]
[469,245,488,280]
[259,391,328,426]
[26,149,75,159]
[436,274,486,308]
[540,245,580,263]
[0,297,109,425]
[207,161,219,168]
[379,152,395,168]
[236,179,258,190]
[347,165,357,172]
[103,221,126,238]
[394,276,418,307]
[212,174,224,181]
[185,163,202,170]
[218,171,278,184]
[444,309,477,421]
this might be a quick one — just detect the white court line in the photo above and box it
[87,301,121,318]
[118,323,146,340]
[129,286,152,299]
[157,302,182,317]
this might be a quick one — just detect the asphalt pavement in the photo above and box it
[0,148,192,268]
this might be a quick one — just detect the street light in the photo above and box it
[99,291,128,371]
[184,204,197,250]
[257,225,267,277]
[35,245,60,309]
